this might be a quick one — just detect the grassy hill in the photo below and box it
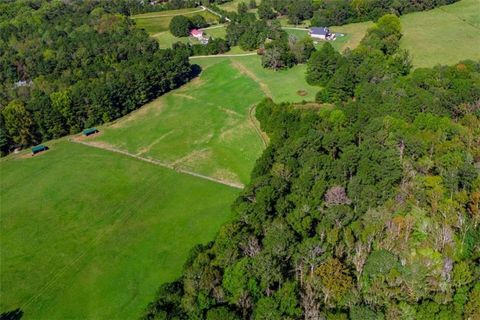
[0,141,239,319]
[91,59,266,185]
[400,0,480,67]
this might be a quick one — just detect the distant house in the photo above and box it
[191,29,204,40]
[83,128,99,136]
[191,29,209,44]
[310,27,336,40]
[31,145,48,155]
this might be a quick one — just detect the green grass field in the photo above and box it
[91,59,266,185]
[400,0,480,67]
[0,141,239,319]
[154,25,228,49]
[132,8,219,35]
[219,0,256,12]
[194,55,319,102]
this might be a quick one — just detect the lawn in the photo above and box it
[0,141,239,319]
[91,59,266,185]
[195,55,320,103]
[400,0,480,67]
[154,25,228,49]
[219,0,256,12]
[132,8,219,35]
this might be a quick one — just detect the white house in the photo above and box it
[310,27,336,40]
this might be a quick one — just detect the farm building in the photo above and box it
[83,128,99,136]
[31,145,48,155]
[310,27,336,40]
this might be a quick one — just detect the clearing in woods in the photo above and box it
[90,55,318,187]
[90,59,267,185]
[0,141,239,319]
[132,7,219,34]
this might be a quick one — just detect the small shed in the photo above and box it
[31,145,48,155]
[83,128,99,136]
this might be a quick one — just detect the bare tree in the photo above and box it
[325,186,352,206]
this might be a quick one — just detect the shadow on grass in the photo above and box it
[0,308,23,320]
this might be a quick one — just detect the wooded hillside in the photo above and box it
[0,0,194,155]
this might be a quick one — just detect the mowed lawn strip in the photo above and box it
[0,141,239,319]
[93,60,266,185]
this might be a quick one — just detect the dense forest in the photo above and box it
[0,0,194,155]
[144,14,480,320]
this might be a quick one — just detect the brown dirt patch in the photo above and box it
[72,131,103,142]
[172,93,196,100]
[297,90,308,97]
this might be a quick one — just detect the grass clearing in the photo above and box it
[400,0,480,67]
[132,8,219,34]
[92,59,266,185]
[219,0,255,12]
[195,55,320,103]
[154,25,228,49]
[0,141,239,319]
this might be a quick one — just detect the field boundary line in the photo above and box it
[249,104,268,148]
[131,8,205,19]
[70,139,244,189]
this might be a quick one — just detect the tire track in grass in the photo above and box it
[249,104,268,148]
[71,139,244,189]
[230,60,273,99]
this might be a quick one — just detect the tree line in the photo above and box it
[143,13,480,320]
[0,0,195,155]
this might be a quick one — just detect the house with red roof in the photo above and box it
[190,29,204,40]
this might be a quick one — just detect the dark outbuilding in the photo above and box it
[83,128,99,136]
[31,145,48,155]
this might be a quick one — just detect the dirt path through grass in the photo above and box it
[249,105,268,148]
[71,139,244,189]
[230,60,273,98]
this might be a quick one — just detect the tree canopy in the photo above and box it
[143,14,480,320]
[0,0,194,155]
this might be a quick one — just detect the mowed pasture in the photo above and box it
[0,141,239,319]
[194,55,320,102]
[132,8,218,35]
[400,0,480,67]
[92,59,266,185]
